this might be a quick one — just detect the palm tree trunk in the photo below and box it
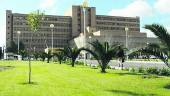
[121,62,123,70]
[101,67,106,73]
[59,60,61,64]
[71,59,75,67]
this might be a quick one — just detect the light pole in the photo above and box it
[50,24,54,62]
[17,31,21,55]
[125,27,129,60]
[89,36,92,59]
[82,7,87,65]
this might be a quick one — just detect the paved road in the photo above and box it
[79,60,168,69]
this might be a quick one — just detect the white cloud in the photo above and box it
[154,0,170,13]
[108,0,153,17]
[39,0,56,9]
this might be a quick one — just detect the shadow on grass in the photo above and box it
[164,84,170,89]
[113,72,143,76]
[19,82,38,85]
[0,66,15,71]
[107,90,157,96]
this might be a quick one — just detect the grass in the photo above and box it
[0,60,170,96]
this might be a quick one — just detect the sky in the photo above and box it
[0,0,170,46]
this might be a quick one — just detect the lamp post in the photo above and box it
[17,31,21,55]
[50,24,54,62]
[82,7,87,65]
[89,36,92,59]
[125,27,129,60]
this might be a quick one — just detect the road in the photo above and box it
[79,60,168,69]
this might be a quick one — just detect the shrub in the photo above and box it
[129,67,136,73]
[138,67,145,73]
[75,61,84,65]
[142,74,159,79]
[159,68,170,76]
[146,67,159,75]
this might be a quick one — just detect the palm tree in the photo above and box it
[61,46,83,67]
[144,24,170,67]
[19,50,28,60]
[46,51,53,63]
[39,51,46,62]
[83,40,120,73]
[131,43,169,67]
[145,24,170,50]
[26,10,44,84]
[116,46,125,70]
[54,51,66,64]
[33,52,39,60]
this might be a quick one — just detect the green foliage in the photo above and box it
[146,67,159,75]
[39,51,46,62]
[61,46,83,67]
[129,67,136,73]
[159,68,170,76]
[145,24,170,50]
[19,50,28,60]
[54,51,66,64]
[27,10,44,32]
[83,40,125,73]
[138,67,145,73]
[33,52,39,60]
[6,41,17,53]
[144,24,170,67]
[46,51,53,63]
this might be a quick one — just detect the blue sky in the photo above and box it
[0,0,170,46]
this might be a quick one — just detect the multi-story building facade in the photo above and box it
[6,5,160,51]
[6,10,72,51]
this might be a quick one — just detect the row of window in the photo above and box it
[13,27,71,32]
[96,26,140,31]
[96,22,139,27]
[13,21,72,27]
[96,16,139,22]
[13,16,72,22]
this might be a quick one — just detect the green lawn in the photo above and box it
[0,60,170,96]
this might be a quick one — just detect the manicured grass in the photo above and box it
[0,60,170,96]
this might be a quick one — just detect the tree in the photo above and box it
[0,48,2,59]
[18,41,25,51]
[83,40,118,73]
[144,24,170,67]
[46,51,53,63]
[131,43,169,67]
[116,46,125,70]
[6,41,17,53]
[54,51,66,64]
[39,51,46,62]
[33,52,39,60]
[61,46,83,67]
[19,50,28,60]
[27,10,44,84]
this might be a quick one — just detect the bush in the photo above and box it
[159,68,170,76]
[138,67,145,73]
[146,67,159,75]
[75,61,84,65]
[129,67,136,73]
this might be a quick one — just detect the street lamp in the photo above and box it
[82,7,87,65]
[89,36,92,59]
[17,31,21,55]
[50,24,54,62]
[125,27,129,60]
